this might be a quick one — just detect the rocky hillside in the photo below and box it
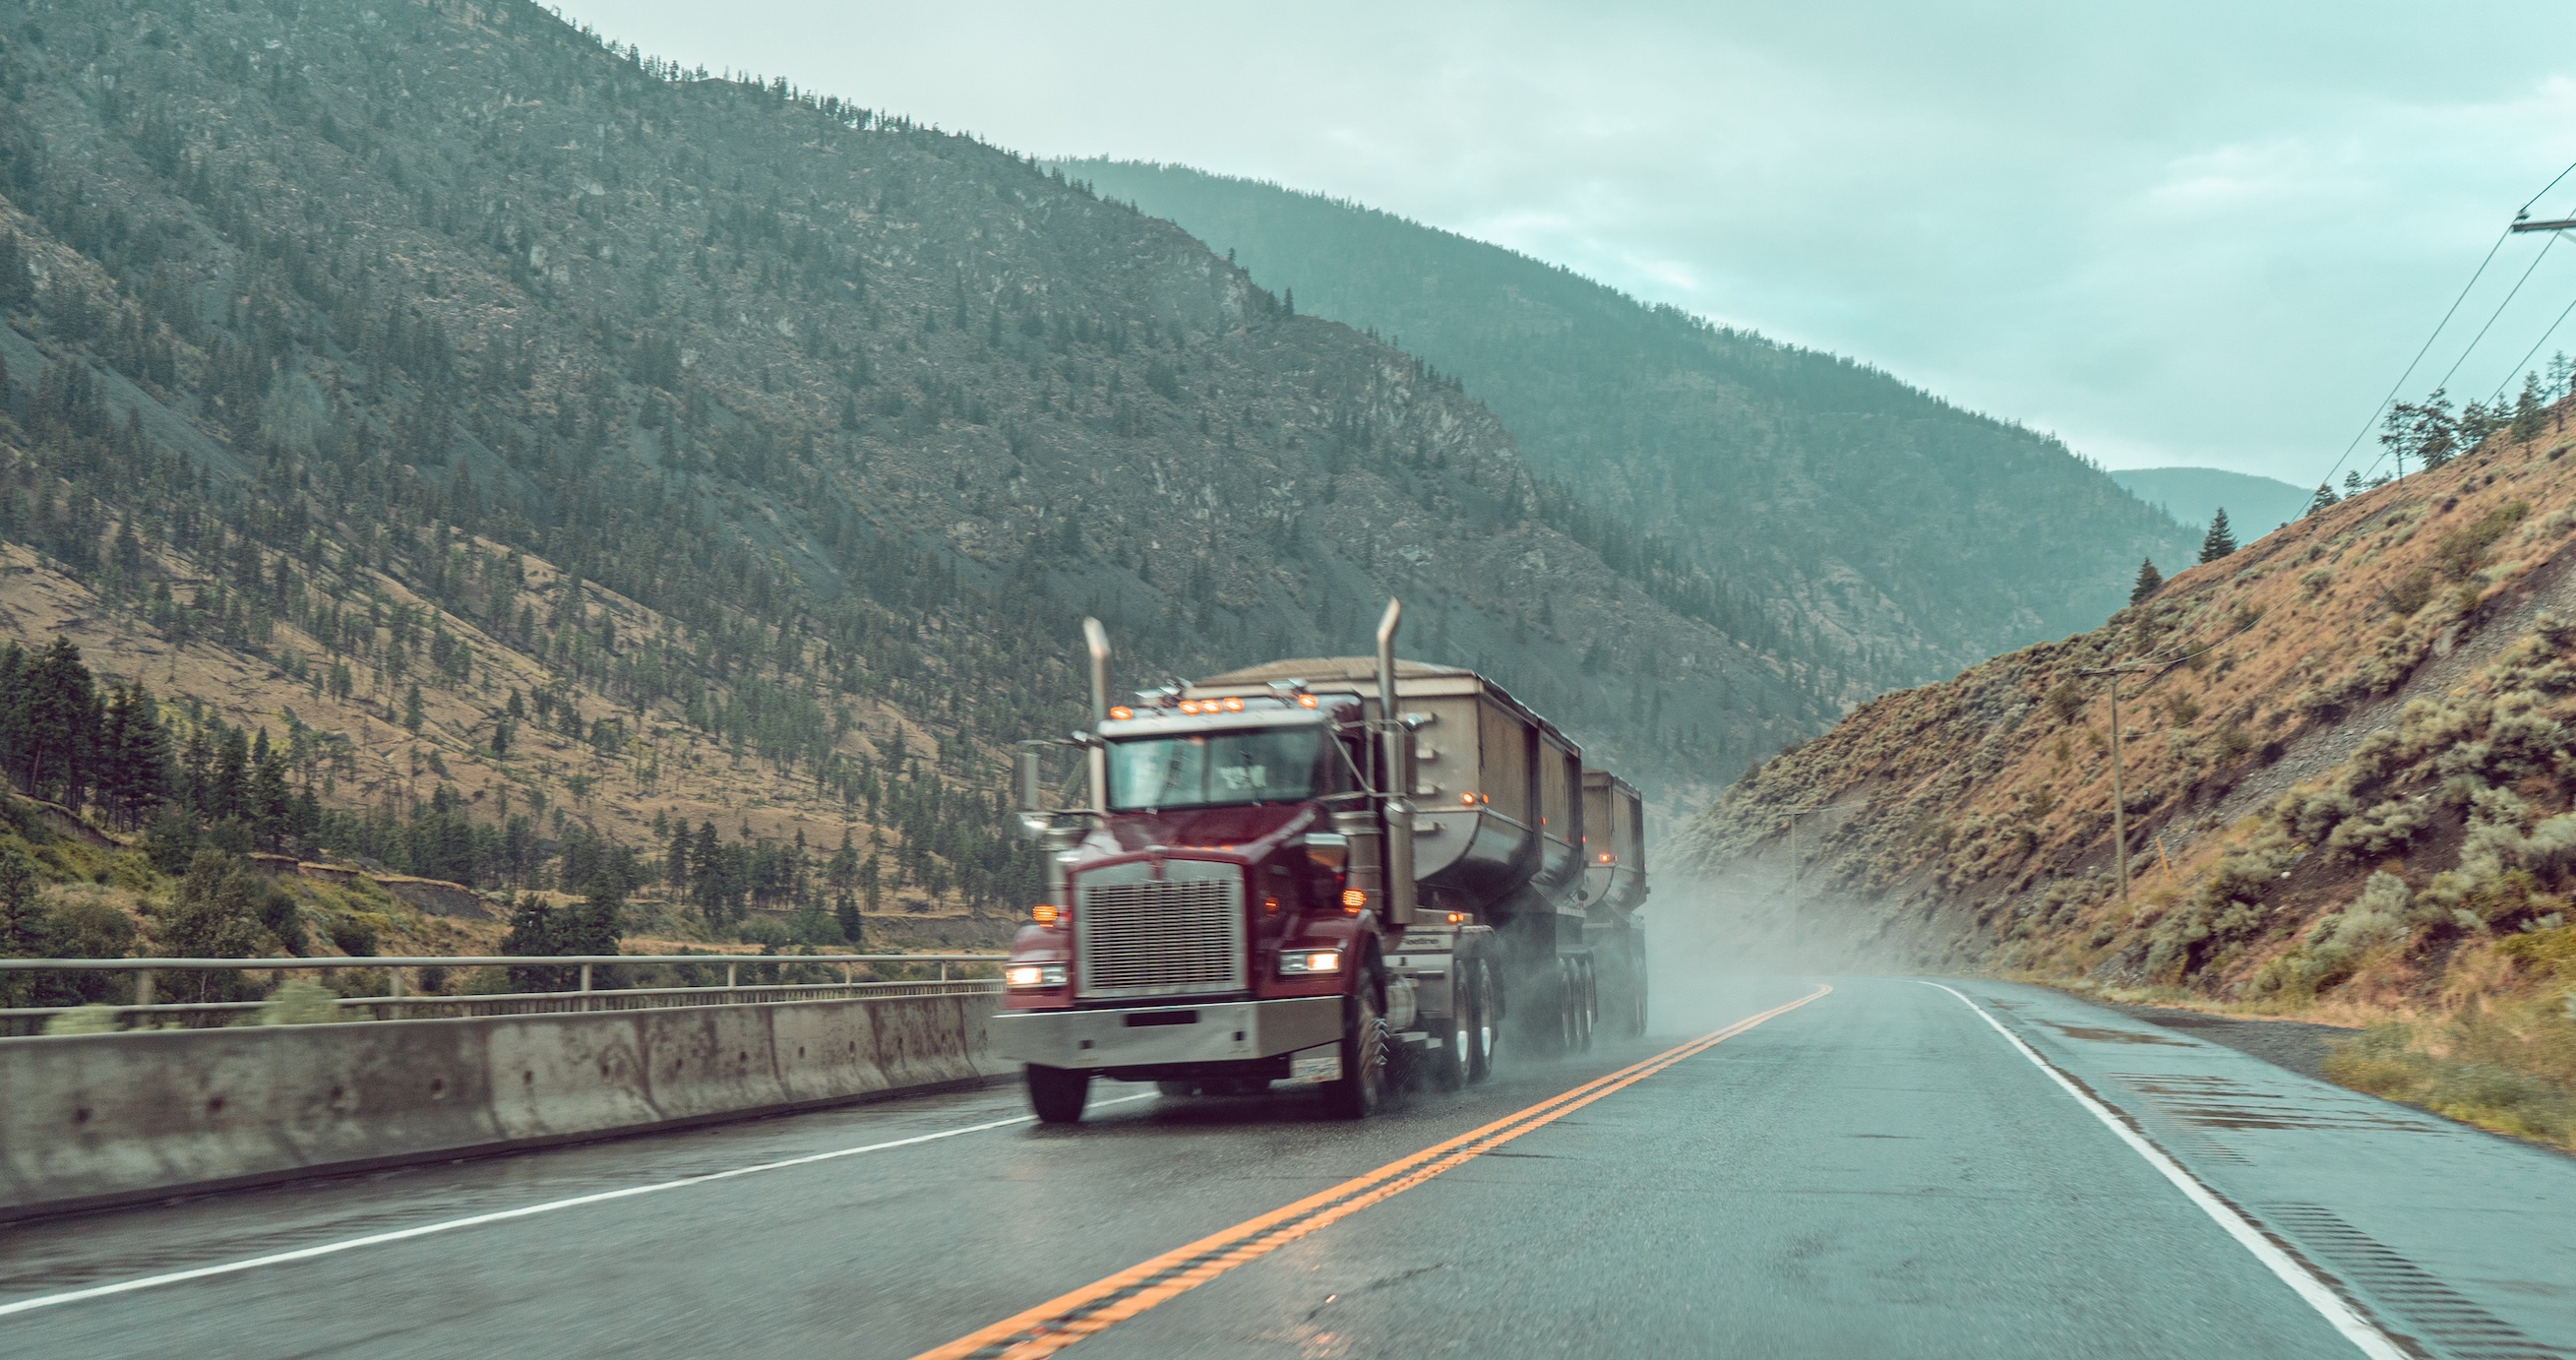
[1066,159,2202,691]
[1677,399,2576,1144]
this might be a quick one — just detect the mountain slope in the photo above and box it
[1675,403,2576,1144]
[1064,159,2201,688]
[0,0,1822,918]
[2110,466,2310,539]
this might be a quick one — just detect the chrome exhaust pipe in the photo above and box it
[1083,617,1111,813]
[1375,599,1416,927]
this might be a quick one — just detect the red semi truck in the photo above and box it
[992,601,1649,1123]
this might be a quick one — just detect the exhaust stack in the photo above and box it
[1375,599,1417,927]
[1083,617,1112,812]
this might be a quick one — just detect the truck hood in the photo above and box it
[1078,802,1320,866]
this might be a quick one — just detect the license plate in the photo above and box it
[1289,1051,1341,1082]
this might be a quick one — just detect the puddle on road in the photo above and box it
[2112,1073,2432,1134]
[2047,1023,2191,1046]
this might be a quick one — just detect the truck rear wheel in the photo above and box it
[1430,964,1479,1091]
[1025,1064,1091,1124]
[1323,963,1388,1119]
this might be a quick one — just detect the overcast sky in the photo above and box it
[559,0,2576,486]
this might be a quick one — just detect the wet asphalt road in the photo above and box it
[3,976,2571,1359]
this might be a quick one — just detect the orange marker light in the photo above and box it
[1460,792,1476,806]
[1108,706,1134,721]
[1222,697,1245,711]
[1340,888,1367,910]
[1297,694,1319,708]
[1179,701,1201,714]
[1032,902,1059,924]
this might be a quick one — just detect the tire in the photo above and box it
[1565,953,1586,1056]
[1465,958,1495,1083]
[1323,962,1389,1120]
[1430,963,1476,1091]
[1025,1064,1091,1124]
[1557,958,1581,1054]
[1156,1081,1198,1098]
[1625,940,1649,1036]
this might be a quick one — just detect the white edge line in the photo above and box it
[0,1090,1154,1321]
[1919,982,2408,1360]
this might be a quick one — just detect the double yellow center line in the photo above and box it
[914,984,1832,1359]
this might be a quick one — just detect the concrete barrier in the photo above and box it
[0,994,1010,1223]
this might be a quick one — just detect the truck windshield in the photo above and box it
[1107,728,1323,811]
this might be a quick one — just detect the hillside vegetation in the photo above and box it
[1066,159,2201,691]
[0,0,1836,979]
[1679,395,2576,1145]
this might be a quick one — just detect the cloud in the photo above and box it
[560,0,2576,483]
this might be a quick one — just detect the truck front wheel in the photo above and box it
[1324,963,1389,1120]
[1025,1064,1091,1124]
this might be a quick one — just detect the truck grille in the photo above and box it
[1074,863,1246,999]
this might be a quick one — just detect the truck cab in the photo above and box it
[991,604,1640,1124]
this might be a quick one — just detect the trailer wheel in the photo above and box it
[1465,958,1495,1083]
[1570,957,1594,1054]
[1625,940,1650,1036]
[1025,1064,1091,1124]
[1565,958,1586,1050]
[1324,962,1389,1120]
[1556,958,1581,1053]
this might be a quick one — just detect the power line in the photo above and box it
[2309,160,2576,495]
[2312,227,2510,492]
[2485,288,2576,406]
[2431,231,2559,395]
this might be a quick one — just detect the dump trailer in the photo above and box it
[991,601,1650,1123]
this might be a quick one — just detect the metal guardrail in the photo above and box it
[0,953,1007,1031]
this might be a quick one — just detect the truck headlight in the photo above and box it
[1278,950,1342,976]
[1006,962,1068,987]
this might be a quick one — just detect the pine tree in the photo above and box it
[2198,509,2237,564]
[0,228,30,310]
[500,893,564,990]
[827,828,859,893]
[835,891,862,947]
[0,843,39,1007]
[2304,483,2340,519]
[2513,372,2547,444]
[2128,559,2164,606]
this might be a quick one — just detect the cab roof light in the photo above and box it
[1340,888,1367,910]
[1032,902,1060,924]
[1221,696,1245,711]
[1297,694,1319,709]
[1107,706,1134,721]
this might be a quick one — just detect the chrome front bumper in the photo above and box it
[990,995,1344,1071]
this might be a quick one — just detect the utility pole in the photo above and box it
[2078,660,2160,913]
[1784,802,1847,885]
